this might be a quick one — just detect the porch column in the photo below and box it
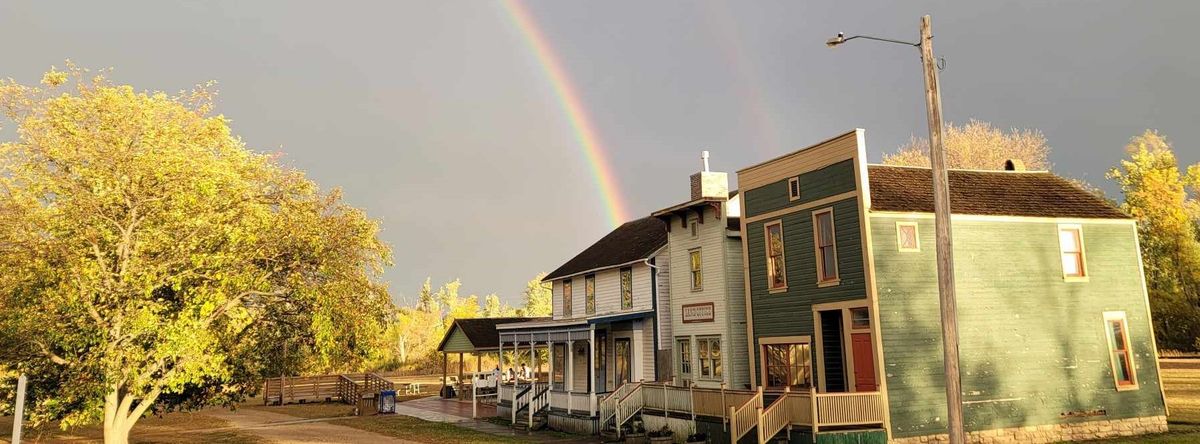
[441,352,447,398]
[458,352,464,388]
[588,325,597,413]
[566,340,575,392]
[498,339,505,382]
[548,341,555,390]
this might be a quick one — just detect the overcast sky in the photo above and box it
[3,1,1197,306]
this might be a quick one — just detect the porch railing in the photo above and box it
[813,391,885,428]
[613,383,645,435]
[728,387,763,443]
[598,382,641,431]
[757,388,793,444]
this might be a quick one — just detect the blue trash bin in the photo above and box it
[379,390,397,414]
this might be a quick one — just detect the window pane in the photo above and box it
[621,268,632,309]
[851,308,870,329]
[1110,321,1126,350]
[822,247,837,279]
[1060,229,1080,253]
[818,213,834,246]
[1062,253,1080,276]
[899,224,918,250]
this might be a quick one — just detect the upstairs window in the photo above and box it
[585,274,596,314]
[813,208,839,284]
[897,222,920,252]
[677,338,692,376]
[620,267,633,309]
[765,221,787,291]
[788,177,801,201]
[698,336,722,379]
[689,216,699,238]
[1104,312,1138,389]
[562,279,573,317]
[690,249,703,290]
[1059,225,1087,279]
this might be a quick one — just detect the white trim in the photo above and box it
[869,211,1136,225]
[1102,311,1139,391]
[812,207,840,285]
[1058,224,1089,281]
[688,247,703,291]
[1133,225,1169,413]
[744,190,859,224]
[757,335,814,390]
[764,219,788,292]
[545,245,668,282]
[787,177,801,201]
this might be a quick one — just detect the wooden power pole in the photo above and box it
[919,14,965,444]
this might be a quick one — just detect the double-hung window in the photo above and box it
[690,249,703,290]
[813,208,839,285]
[585,274,596,314]
[765,221,787,291]
[1059,225,1087,280]
[1104,312,1138,389]
[697,336,722,379]
[677,338,692,377]
[562,279,573,317]
[787,177,801,201]
[896,222,920,252]
[762,341,812,389]
[620,267,633,309]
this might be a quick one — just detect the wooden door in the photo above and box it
[851,333,878,391]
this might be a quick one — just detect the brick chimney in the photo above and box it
[689,150,729,200]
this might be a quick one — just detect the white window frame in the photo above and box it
[676,337,692,378]
[764,220,788,293]
[689,215,699,238]
[787,177,801,201]
[1103,311,1139,391]
[620,267,633,310]
[1059,224,1089,281]
[697,336,723,380]
[896,221,920,252]
[689,248,703,291]
[812,207,840,287]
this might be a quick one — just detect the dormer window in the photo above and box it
[787,177,801,201]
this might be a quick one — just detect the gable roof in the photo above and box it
[867,165,1128,219]
[544,217,667,281]
[438,317,539,352]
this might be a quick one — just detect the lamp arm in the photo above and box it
[843,35,920,47]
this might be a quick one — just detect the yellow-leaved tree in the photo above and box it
[0,66,393,443]
[883,119,1051,170]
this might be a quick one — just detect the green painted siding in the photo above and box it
[441,326,475,353]
[871,216,1166,438]
[743,159,857,218]
[746,197,866,367]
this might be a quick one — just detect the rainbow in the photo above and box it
[499,0,631,228]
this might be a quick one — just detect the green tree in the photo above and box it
[0,66,392,443]
[884,119,1051,170]
[1107,130,1200,351]
[520,273,553,317]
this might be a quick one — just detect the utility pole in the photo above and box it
[919,14,965,444]
[12,374,27,444]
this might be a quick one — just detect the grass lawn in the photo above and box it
[0,411,263,444]
[1077,358,1200,443]
[330,415,529,444]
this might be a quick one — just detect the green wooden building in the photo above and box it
[735,129,1168,443]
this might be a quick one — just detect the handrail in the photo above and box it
[757,389,792,444]
[598,381,640,432]
[510,383,533,424]
[728,387,763,443]
[336,374,362,406]
[525,383,550,430]
[613,383,645,437]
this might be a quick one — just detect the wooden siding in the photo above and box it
[655,250,672,349]
[743,159,857,218]
[441,326,475,353]
[738,130,861,191]
[552,261,655,320]
[664,204,751,388]
[725,234,751,389]
[745,197,867,373]
[870,215,1166,438]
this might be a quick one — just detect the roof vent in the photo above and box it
[1004,159,1026,171]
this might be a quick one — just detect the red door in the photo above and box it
[851,333,878,391]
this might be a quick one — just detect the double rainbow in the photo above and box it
[500,0,631,228]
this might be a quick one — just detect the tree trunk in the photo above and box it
[103,387,160,444]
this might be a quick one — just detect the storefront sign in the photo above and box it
[682,302,715,323]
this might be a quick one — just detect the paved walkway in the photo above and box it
[206,408,418,444]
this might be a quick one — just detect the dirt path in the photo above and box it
[204,408,419,444]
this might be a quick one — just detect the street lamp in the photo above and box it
[827,16,966,444]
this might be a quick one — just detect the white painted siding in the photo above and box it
[725,234,750,389]
[551,260,656,320]
[655,250,672,349]
[663,204,750,389]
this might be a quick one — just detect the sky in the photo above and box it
[2,1,1197,306]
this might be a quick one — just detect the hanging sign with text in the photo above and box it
[681,302,715,323]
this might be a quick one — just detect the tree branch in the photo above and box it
[33,340,71,366]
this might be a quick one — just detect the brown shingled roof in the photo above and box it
[544,217,667,281]
[438,317,541,351]
[867,165,1127,219]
